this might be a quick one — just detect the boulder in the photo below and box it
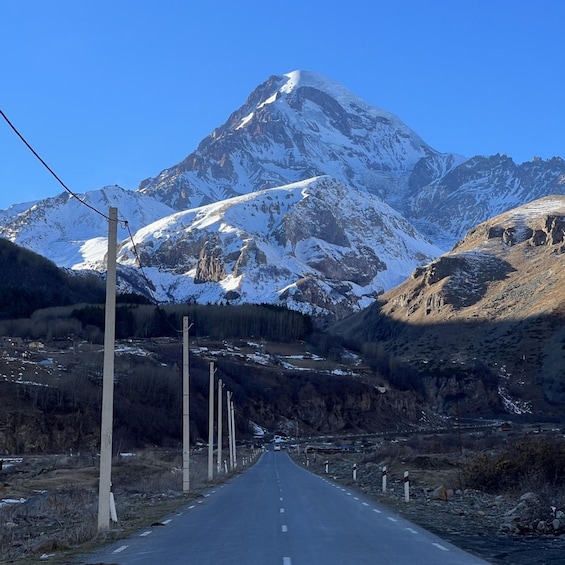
[432,485,453,501]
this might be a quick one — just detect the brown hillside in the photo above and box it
[332,196,565,420]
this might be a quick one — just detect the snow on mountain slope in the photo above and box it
[407,154,565,248]
[0,186,176,268]
[1,70,562,326]
[138,70,462,211]
[115,176,442,326]
[137,70,563,250]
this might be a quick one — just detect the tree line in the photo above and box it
[0,300,313,343]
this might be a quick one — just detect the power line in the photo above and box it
[0,109,113,222]
[0,109,178,325]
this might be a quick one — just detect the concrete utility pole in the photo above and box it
[207,361,215,481]
[217,379,223,474]
[227,390,233,470]
[230,395,237,468]
[182,317,192,493]
[97,207,118,532]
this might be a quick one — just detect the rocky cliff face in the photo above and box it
[119,176,442,326]
[407,155,565,247]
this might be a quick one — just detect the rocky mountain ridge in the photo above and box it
[332,195,565,418]
[114,176,441,326]
[0,70,564,326]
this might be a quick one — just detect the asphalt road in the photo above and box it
[80,450,491,565]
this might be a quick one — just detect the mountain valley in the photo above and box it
[0,70,564,432]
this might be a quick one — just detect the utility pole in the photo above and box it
[217,379,223,474]
[97,207,118,532]
[227,390,233,470]
[207,361,215,481]
[182,317,192,493]
[230,395,237,468]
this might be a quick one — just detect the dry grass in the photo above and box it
[0,448,255,564]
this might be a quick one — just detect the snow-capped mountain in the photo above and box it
[137,70,565,248]
[115,176,441,326]
[0,186,176,268]
[0,70,564,325]
[138,70,464,212]
[405,153,565,247]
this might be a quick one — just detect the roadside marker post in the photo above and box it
[353,463,358,481]
[382,466,387,494]
[404,471,410,502]
[110,491,118,523]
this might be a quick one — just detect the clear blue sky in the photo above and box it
[2,0,564,210]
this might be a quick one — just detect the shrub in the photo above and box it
[462,435,565,493]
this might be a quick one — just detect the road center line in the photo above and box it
[113,545,128,553]
[373,509,381,514]
[406,527,418,534]
[163,519,172,524]
[362,502,369,507]
[433,542,449,551]
[282,525,288,532]
[280,507,285,513]
[387,517,398,522]
[139,530,152,537]
[283,558,292,565]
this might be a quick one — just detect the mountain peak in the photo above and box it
[138,70,437,211]
[279,70,393,118]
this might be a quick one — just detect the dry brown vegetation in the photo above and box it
[0,448,256,564]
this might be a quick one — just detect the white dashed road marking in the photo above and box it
[113,545,128,553]
[433,542,449,551]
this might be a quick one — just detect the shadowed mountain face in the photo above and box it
[331,196,565,419]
